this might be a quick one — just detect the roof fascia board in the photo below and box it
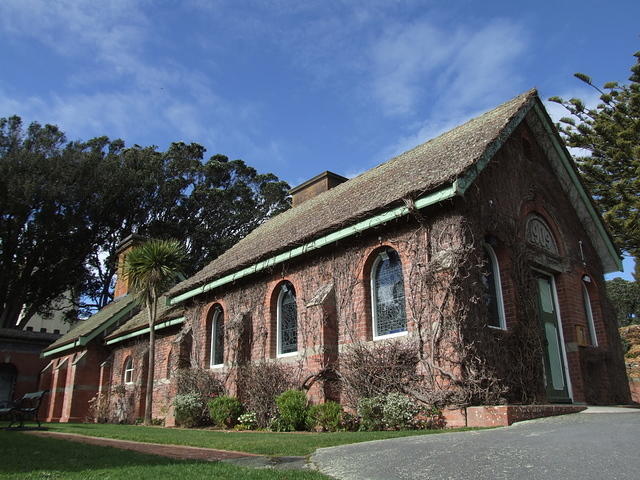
[169,184,458,306]
[532,103,622,271]
[82,298,139,344]
[105,316,185,345]
[42,339,81,358]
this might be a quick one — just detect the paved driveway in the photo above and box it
[312,408,639,480]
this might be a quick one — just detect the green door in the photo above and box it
[536,274,571,403]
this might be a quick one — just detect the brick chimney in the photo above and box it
[289,171,348,207]
[113,234,146,298]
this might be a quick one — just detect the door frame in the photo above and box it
[533,269,574,403]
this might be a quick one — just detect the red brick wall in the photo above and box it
[107,331,178,423]
[466,116,630,404]
[104,112,630,421]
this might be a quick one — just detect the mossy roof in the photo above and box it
[43,294,137,352]
[169,89,538,299]
[106,295,183,339]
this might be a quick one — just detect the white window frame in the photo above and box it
[277,284,298,357]
[484,244,507,330]
[371,250,408,341]
[123,357,134,384]
[209,308,224,368]
[582,282,598,347]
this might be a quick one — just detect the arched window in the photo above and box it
[483,244,506,329]
[277,283,298,356]
[582,279,598,346]
[371,248,407,339]
[210,307,225,367]
[123,356,134,384]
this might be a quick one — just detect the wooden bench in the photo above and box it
[0,390,48,428]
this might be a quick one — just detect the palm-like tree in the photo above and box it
[125,239,187,425]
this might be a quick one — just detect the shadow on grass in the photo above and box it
[0,429,193,476]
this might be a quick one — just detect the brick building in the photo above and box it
[42,89,631,426]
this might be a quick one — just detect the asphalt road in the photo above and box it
[312,409,640,480]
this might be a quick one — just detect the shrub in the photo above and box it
[357,396,385,431]
[268,415,289,432]
[236,412,258,430]
[173,368,225,426]
[275,389,308,431]
[339,341,421,408]
[358,393,444,431]
[340,411,360,431]
[381,393,418,430]
[208,396,243,429]
[86,392,109,423]
[308,401,343,432]
[174,393,204,428]
[237,362,299,428]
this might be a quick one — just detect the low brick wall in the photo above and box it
[466,404,586,427]
[629,378,640,404]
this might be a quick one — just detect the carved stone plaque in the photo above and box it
[526,215,558,254]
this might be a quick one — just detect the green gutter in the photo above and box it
[42,298,139,358]
[42,339,82,357]
[105,316,185,345]
[169,184,458,305]
[532,103,622,271]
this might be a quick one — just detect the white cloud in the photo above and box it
[0,0,236,149]
[370,18,527,117]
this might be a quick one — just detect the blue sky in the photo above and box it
[1,0,638,278]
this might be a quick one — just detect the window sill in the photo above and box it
[487,325,507,332]
[277,351,299,358]
[373,330,408,341]
[210,364,224,369]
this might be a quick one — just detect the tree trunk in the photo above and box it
[144,297,156,425]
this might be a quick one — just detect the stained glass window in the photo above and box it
[210,308,224,367]
[278,284,298,355]
[372,249,407,338]
[483,245,506,329]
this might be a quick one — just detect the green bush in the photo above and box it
[275,389,308,431]
[358,393,443,431]
[208,396,243,428]
[235,412,257,430]
[174,393,203,428]
[308,401,343,432]
[381,393,418,430]
[357,396,385,431]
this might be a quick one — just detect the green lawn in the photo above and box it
[0,430,330,480]
[38,422,479,456]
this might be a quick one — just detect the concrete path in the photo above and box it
[312,408,640,480]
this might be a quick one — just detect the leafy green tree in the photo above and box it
[1,114,290,328]
[549,51,640,260]
[125,238,187,425]
[0,116,98,328]
[606,278,640,326]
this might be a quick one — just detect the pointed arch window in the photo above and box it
[123,357,134,384]
[210,307,225,367]
[582,279,598,346]
[277,283,298,356]
[483,244,506,330]
[371,248,407,339]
